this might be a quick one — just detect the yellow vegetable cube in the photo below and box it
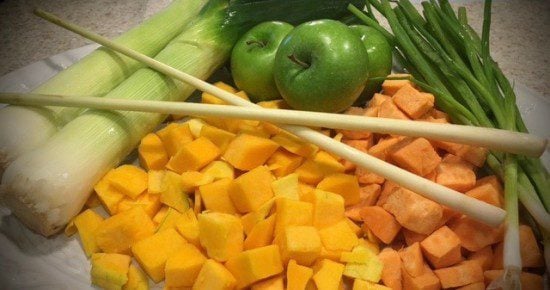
[156,208,183,232]
[319,220,359,252]
[156,123,194,157]
[118,193,162,218]
[271,130,318,158]
[312,259,345,290]
[139,133,169,170]
[257,99,289,109]
[192,259,236,290]
[122,264,149,290]
[175,209,201,247]
[201,81,239,105]
[160,171,190,213]
[91,253,131,290]
[277,226,321,266]
[94,170,125,215]
[287,259,313,290]
[198,212,243,262]
[317,173,361,206]
[302,189,345,229]
[181,171,214,192]
[352,280,391,290]
[346,218,362,237]
[185,118,206,138]
[234,121,269,138]
[223,134,280,170]
[109,165,148,199]
[96,207,155,254]
[74,209,104,257]
[153,206,169,224]
[229,166,274,213]
[244,214,276,250]
[165,243,206,287]
[295,151,345,185]
[166,137,221,173]
[200,125,236,152]
[131,229,187,283]
[342,246,383,283]
[201,160,235,180]
[198,178,237,214]
[271,173,300,200]
[225,245,284,289]
[148,170,165,194]
[251,275,284,290]
[274,198,313,238]
[266,149,304,178]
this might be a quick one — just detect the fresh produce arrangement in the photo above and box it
[0,0,548,289]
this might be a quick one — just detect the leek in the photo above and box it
[1,0,358,236]
[0,0,206,175]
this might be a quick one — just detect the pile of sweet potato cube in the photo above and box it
[65,80,545,290]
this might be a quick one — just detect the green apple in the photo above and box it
[349,25,392,105]
[230,21,294,103]
[273,20,369,113]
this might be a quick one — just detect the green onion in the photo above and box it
[0,0,206,175]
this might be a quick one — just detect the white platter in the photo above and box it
[0,43,548,290]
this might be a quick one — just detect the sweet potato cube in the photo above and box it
[433,261,483,288]
[467,246,493,271]
[435,155,476,192]
[456,145,488,167]
[421,226,462,269]
[251,275,284,290]
[201,160,235,181]
[392,84,435,119]
[139,133,169,170]
[346,185,382,222]
[131,228,187,282]
[96,207,155,254]
[174,209,201,247]
[383,188,443,235]
[353,280,392,290]
[245,214,276,250]
[448,215,503,251]
[229,166,274,213]
[356,166,385,184]
[382,75,414,96]
[360,206,401,244]
[122,264,148,290]
[271,130,319,158]
[319,220,359,252]
[223,133,279,170]
[401,264,440,290]
[368,136,405,161]
[317,173,361,206]
[225,245,284,289]
[312,259,345,290]
[465,183,503,208]
[165,243,207,287]
[519,224,544,267]
[399,242,424,277]
[160,171,190,213]
[118,192,161,218]
[156,123,194,157]
[389,138,441,176]
[338,107,372,140]
[192,259,237,290]
[274,198,313,238]
[456,282,485,290]
[403,229,428,246]
[484,270,544,290]
[287,259,313,290]
[378,99,410,120]
[369,93,391,107]
[378,248,403,290]
[166,137,221,173]
[277,226,321,266]
[302,189,345,228]
[491,242,504,270]
[199,178,237,214]
[271,173,301,200]
[91,253,131,290]
[74,209,104,257]
[267,149,304,177]
[199,124,236,152]
[198,212,243,262]
[376,181,400,207]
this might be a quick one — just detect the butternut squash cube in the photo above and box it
[198,212,243,262]
[295,151,345,185]
[225,245,284,289]
[160,171,190,213]
[131,228,187,283]
[319,220,359,252]
[317,173,361,206]
[287,259,313,290]
[271,130,318,158]
[251,275,284,290]
[302,189,345,229]
[148,170,165,194]
[122,264,148,290]
[352,280,391,290]
[118,192,161,218]
[274,198,313,238]
[91,253,131,290]
[201,81,238,105]
[198,178,237,214]
[200,160,235,180]
[157,123,194,157]
[175,209,201,247]
[156,207,183,232]
[267,149,304,177]
[229,166,274,213]
[185,118,206,138]
[152,206,169,224]
[244,214,277,250]
[312,259,345,290]
[342,246,383,282]
[223,133,280,170]
[74,209,104,257]
[96,207,155,254]
[165,243,207,287]
[257,99,289,109]
[139,133,169,170]
[241,199,276,235]
[166,137,221,173]
[107,165,148,199]
[277,226,321,266]
[192,259,236,290]
[271,173,300,200]
[199,125,236,152]
[181,171,214,193]
[94,170,125,215]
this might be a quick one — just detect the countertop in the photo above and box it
[0,0,549,99]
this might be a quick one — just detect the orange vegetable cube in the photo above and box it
[96,207,155,254]
[356,166,385,184]
[199,124,236,152]
[369,93,391,107]
[399,242,425,278]
[192,259,237,290]
[433,261,483,288]
[139,133,169,170]
[317,173,361,206]
[360,206,401,244]
[352,280,392,290]
[229,166,274,213]
[389,138,441,176]
[421,226,463,269]
[392,84,435,119]
[456,282,485,290]
[165,243,206,287]
[274,198,313,238]
[199,178,237,214]
[271,130,319,158]
[244,214,276,250]
[225,245,284,289]
[302,189,345,228]
[519,224,544,267]
[378,248,402,290]
[319,220,359,252]
[448,215,503,251]
[378,99,410,120]
[166,137,221,173]
[198,212,243,262]
[382,75,414,96]
[156,123,194,157]
[465,182,503,208]
[456,145,488,167]
[467,246,493,271]
[277,226,321,266]
[484,270,543,290]
[403,228,428,246]
[435,154,477,192]
[223,133,279,170]
[287,259,313,290]
[266,149,304,177]
[368,136,405,161]
[200,81,238,104]
[402,264,440,290]
[312,259,345,290]
[338,107,372,140]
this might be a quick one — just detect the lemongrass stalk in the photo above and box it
[0,0,205,175]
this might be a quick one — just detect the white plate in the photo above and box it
[0,44,549,289]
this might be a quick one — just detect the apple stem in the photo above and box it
[246,40,266,48]
[288,54,310,69]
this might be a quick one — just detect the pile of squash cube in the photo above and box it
[66,80,545,290]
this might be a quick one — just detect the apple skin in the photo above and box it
[273,20,369,113]
[230,21,294,103]
[349,25,392,105]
